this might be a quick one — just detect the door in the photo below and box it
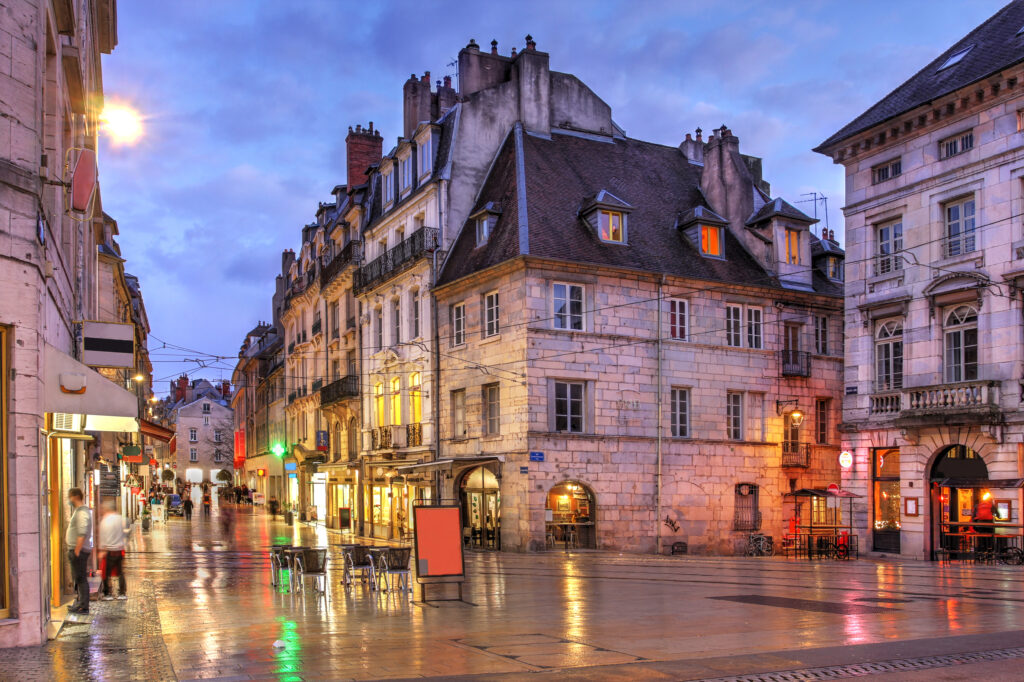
[872,448,901,553]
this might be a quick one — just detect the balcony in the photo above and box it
[288,391,297,404]
[320,240,362,289]
[287,341,295,355]
[354,227,438,294]
[320,375,359,407]
[780,350,810,377]
[312,319,322,336]
[312,378,323,392]
[781,442,810,468]
[873,253,903,277]
[869,380,1001,424]
[407,422,423,447]
[331,326,340,339]
[346,316,356,333]
[943,232,977,259]
[371,426,392,450]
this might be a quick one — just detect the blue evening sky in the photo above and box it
[97,0,1007,393]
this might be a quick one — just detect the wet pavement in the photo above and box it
[2,503,1023,680]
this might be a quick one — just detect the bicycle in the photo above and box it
[744,532,775,556]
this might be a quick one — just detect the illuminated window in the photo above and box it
[374,383,385,427]
[598,210,624,243]
[785,229,801,264]
[390,377,402,426]
[700,225,722,257]
[410,373,422,424]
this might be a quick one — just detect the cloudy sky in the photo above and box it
[97,0,1007,394]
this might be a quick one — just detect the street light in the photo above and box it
[133,374,145,382]
[100,103,144,146]
[776,399,803,426]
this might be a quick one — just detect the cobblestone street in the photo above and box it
[1,503,1023,680]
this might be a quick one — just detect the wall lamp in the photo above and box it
[776,399,804,426]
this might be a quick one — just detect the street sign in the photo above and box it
[827,483,841,495]
[519,466,529,474]
[82,321,135,368]
[529,451,544,462]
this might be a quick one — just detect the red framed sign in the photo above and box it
[413,505,465,579]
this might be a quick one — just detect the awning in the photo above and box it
[139,418,174,442]
[43,343,138,431]
[784,487,863,499]
[394,455,504,473]
[937,478,1024,489]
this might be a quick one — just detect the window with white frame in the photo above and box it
[419,135,432,176]
[876,220,903,275]
[814,316,829,355]
[374,307,383,351]
[726,305,742,347]
[483,383,500,435]
[383,170,394,204]
[451,389,466,439]
[476,216,491,246]
[553,381,585,433]
[484,291,499,338]
[670,387,689,438]
[202,402,211,413]
[944,196,976,257]
[726,392,743,440]
[785,228,801,264]
[189,428,197,442]
[553,283,584,330]
[938,130,974,159]
[189,448,198,462]
[214,430,222,443]
[451,303,466,346]
[203,415,210,426]
[875,320,903,390]
[669,299,687,340]
[944,305,978,383]
[411,289,420,338]
[747,392,765,442]
[746,307,763,349]
[871,158,902,184]
[400,156,413,190]
[783,412,800,454]
[392,298,401,345]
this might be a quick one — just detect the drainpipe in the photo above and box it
[432,179,446,502]
[656,275,664,555]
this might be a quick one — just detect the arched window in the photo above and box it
[944,305,978,383]
[333,420,342,461]
[875,320,903,390]
[390,377,402,426]
[409,372,422,424]
[373,382,385,427]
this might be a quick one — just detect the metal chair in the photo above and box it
[345,545,377,590]
[296,548,329,594]
[269,545,290,588]
[380,547,412,593]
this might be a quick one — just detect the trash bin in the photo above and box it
[284,510,293,525]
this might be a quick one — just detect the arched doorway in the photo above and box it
[930,445,991,559]
[546,481,596,549]
[459,467,500,549]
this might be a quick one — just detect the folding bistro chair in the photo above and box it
[296,548,329,595]
[270,545,290,588]
[380,547,412,593]
[345,545,377,590]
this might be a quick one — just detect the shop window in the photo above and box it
[872,448,901,553]
[733,483,760,531]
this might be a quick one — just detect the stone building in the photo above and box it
[168,381,233,498]
[816,3,1024,559]
[431,40,846,553]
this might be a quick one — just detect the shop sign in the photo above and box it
[316,430,329,452]
[122,444,143,463]
[519,466,529,474]
[529,451,544,462]
[82,321,135,368]
[148,459,158,467]
[99,469,120,497]
[827,483,841,495]
[838,451,853,469]
[285,462,297,471]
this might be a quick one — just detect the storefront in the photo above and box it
[460,466,501,549]
[545,481,596,549]
[309,472,328,524]
[872,447,901,553]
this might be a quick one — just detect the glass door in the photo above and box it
[872,448,901,552]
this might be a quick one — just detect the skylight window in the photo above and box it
[937,45,972,71]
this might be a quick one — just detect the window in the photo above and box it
[392,298,401,345]
[598,210,624,243]
[203,415,210,426]
[872,448,901,546]
[875,320,904,391]
[202,402,211,413]
[411,290,420,338]
[189,428,197,442]
[782,413,800,455]
[400,156,412,190]
[451,303,466,346]
[726,305,742,347]
[554,381,585,433]
[374,382,385,427]
[944,305,978,383]
[747,393,764,442]
[944,197,976,256]
[390,377,402,426]
[1018,109,1024,133]
[871,159,902,184]
[483,383,500,435]
[733,483,759,531]
[419,135,432,176]
[410,372,422,424]
[785,228,800,264]
[939,130,974,159]
[746,307,763,349]
[476,216,491,245]
[553,283,584,330]
[726,392,743,440]
[383,171,394,204]
[815,399,829,444]
[451,389,466,439]
[827,256,844,281]
[189,448,198,462]
[484,291,500,338]
[876,220,903,275]
[374,308,383,351]
[700,225,722,257]
[670,387,689,438]
[937,45,972,71]
[814,316,829,355]
[668,299,687,340]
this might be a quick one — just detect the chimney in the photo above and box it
[458,37,512,97]
[701,125,758,252]
[490,39,498,55]
[438,75,457,116]
[220,381,231,399]
[345,122,383,191]
[513,34,550,134]
[403,73,433,138]
[679,128,705,165]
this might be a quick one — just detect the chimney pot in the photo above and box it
[467,38,478,51]
[491,39,498,54]
[510,46,517,57]
[685,133,692,141]
[369,121,374,132]
[443,75,452,88]
[421,71,430,83]
[525,34,536,50]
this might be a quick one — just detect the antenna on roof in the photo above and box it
[797,191,830,237]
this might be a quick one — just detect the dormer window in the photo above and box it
[419,135,432,177]
[785,228,801,264]
[470,202,502,248]
[383,170,394,205]
[399,156,413,191]
[599,210,624,243]
[476,216,491,245]
[700,225,722,257]
[827,256,844,281]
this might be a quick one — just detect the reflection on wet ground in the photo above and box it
[2,503,1023,680]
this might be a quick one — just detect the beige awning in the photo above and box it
[43,343,138,431]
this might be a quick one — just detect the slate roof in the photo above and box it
[746,197,816,226]
[439,128,838,298]
[817,1,1024,151]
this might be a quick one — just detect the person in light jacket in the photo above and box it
[99,501,130,600]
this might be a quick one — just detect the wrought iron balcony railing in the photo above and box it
[371,425,393,450]
[312,319,322,336]
[320,375,358,407]
[320,240,362,289]
[407,422,423,447]
[780,350,810,377]
[354,227,438,294]
[781,442,810,468]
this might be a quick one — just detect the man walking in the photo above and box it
[66,488,93,614]
[183,495,194,521]
[99,501,129,600]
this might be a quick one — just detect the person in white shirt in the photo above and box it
[65,488,93,614]
[98,500,130,600]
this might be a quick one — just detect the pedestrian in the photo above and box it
[247,487,253,506]
[99,501,129,601]
[220,504,235,536]
[202,491,211,517]
[65,488,93,614]
[183,496,194,521]
[268,495,279,518]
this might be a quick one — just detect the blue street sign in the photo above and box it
[285,462,297,471]
[316,430,329,451]
[529,451,544,462]
[519,466,529,474]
